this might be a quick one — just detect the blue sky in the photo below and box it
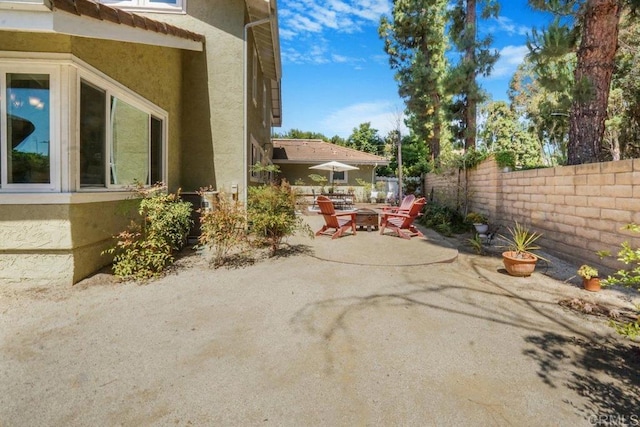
[277,0,551,138]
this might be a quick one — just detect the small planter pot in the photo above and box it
[582,277,601,292]
[473,223,489,234]
[502,251,538,277]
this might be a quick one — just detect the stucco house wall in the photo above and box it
[0,0,281,287]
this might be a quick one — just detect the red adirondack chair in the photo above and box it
[315,195,357,239]
[379,197,426,239]
[381,194,415,215]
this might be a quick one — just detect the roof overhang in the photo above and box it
[245,0,282,126]
[0,0,204,51]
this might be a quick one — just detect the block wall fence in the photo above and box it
[424,156,640,273]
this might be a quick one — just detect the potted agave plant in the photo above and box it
[577,264,601,292]
[500,222,546,277]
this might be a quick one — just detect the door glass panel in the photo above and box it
[6,73,50,184]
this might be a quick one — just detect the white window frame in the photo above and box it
[77,69,168,190]
[332,170,348,184]
[0,52,167,197]
[0,64,61,192]
[99,0,186,13]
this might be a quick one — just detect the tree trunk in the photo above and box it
[431,94,442,162]
[464,0,477,151]
[567,0,621,165]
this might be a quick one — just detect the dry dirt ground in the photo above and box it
[1,213,639,426]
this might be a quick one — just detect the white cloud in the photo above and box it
[320,101,407,138]
[487,45,529,79]
[493,16,531,37]
[279,0,391,64]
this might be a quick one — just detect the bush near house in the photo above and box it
[104,184,193,280]
[197,190,247,268]
[247,181,312,257]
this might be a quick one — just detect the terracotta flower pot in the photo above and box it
[583,277,601,292]
[502,251,538,277]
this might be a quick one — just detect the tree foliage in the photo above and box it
[379,0,449,162]
[478,101,543,168]
[345,122,384,154]
[527,0,635,164]
[447,0,500,150]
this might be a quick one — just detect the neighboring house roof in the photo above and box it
[272,139,389,166]
[2,0,203,51]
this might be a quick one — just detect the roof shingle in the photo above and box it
[272,139,389,165]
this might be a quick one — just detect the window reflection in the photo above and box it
[6,73,50,184]
[110,97,149,185]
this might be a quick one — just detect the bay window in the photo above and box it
[0,55,166,194]
[80,78,166,188]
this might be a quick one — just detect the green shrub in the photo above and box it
[198,190,248,267]
[104,184,193,280]
[599,223,640,339]
[247,182,313,256]
[419,201,466,235]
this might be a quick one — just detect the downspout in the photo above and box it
[243,14,272,204]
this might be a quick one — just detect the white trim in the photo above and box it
[101,0,186,13]
[1,8,202,52]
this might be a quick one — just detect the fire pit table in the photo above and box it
[355,208,379,231]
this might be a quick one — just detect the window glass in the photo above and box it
[80,81,107,187]
[148,0,177,3]
[333,171,345,182]
[150,116,163,184]
[110,97,149,186]
[6,73,50,184]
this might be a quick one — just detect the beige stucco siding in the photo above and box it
[0,200,137,286]
[145,0,275,194]
[145,0,247,193]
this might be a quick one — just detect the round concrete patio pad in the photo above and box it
[300,212,458,266]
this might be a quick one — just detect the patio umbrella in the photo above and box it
[309,161,359,185]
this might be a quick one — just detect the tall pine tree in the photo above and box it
[448,0,500,150]
[528,0,640,164]
[379,0,448,162]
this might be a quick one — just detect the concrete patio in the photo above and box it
[1,213,638,425]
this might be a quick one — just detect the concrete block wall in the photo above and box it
[425,156,640,272]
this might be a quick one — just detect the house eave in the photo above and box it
[0,1,203,51]
[245,0,282,126]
